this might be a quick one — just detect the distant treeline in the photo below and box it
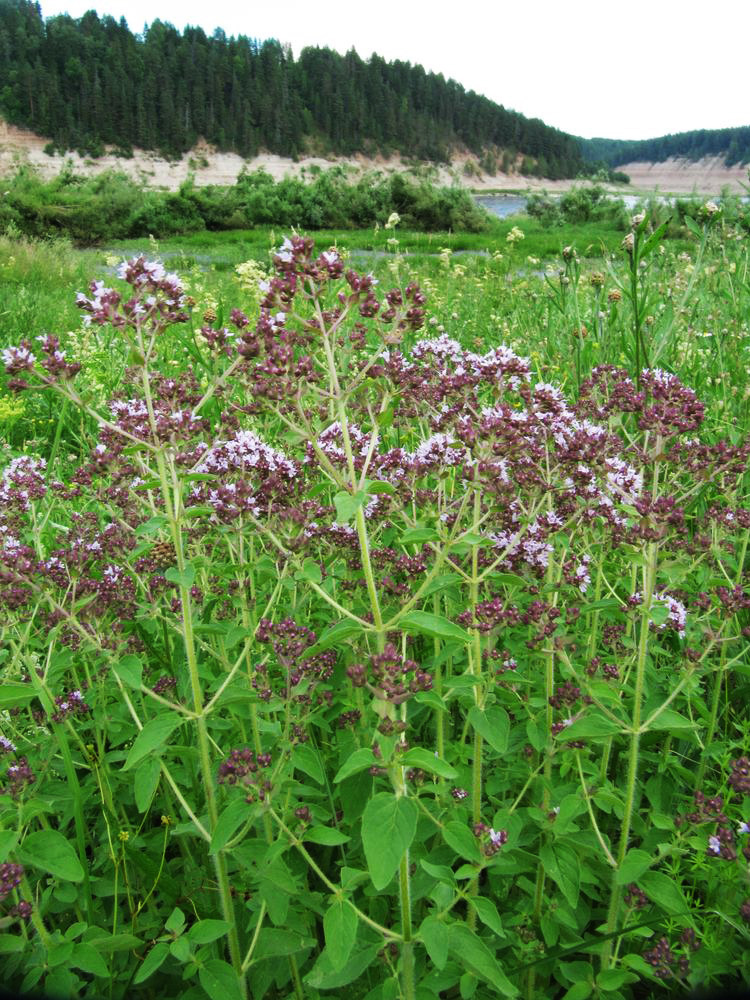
[0,165,492,243]
[581,127,750,168]
[0,0,586,178]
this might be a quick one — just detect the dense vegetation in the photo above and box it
[582,125,750,168]
[2,202,750,1000]
[0,0,584,177]
[0,164,492,243]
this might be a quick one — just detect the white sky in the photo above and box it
[37,0,750,141]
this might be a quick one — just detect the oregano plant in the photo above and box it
[0,233,749,999]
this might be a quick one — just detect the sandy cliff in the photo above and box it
[0,119,746,195]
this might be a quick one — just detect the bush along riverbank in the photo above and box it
[0,164,491,243]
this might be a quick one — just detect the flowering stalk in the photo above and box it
[467,477,484,929]
[131,327,247,994]
[399,853,415,1000]
[601,537,658,968]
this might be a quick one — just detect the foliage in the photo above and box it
[526,185,629,229]
[0,165,490,243]
[1,211,750,1000]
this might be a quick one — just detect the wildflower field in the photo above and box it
[1,203,750,1000]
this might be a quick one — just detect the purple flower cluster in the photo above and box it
[77,257,187,331]
[253,618,335,704]
[0,861,22,895]
[51,689,91,724]
[472,822,508,857]
[642,936,690,980]
[188,430,301,521]
[347,643,432,705]
[0,862,24,904]
[217,748,272,803]
[3,757,35,798]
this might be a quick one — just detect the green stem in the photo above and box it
[433,593,445,759]
[55,730,94,924]
[399,853,415,1000]
[142,362,246,997]
[467,479,483,926]
[601,538,657,968]
[697,525,750,787]
[267,809,400,939]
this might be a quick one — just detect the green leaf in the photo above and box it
[421,573,463,597]
[134,756,161,813]
[419,915,449,969]
[639,871,689,915]
[305,619,367,657]
[86,932,142,953]
[468,706,510,755]
[640,219,670,260]
[303,826,350,846]
[561,984,592,1000]
[615,849,653,885]
[420,859,456,885]
[400,747,457,779]
[292,744,325,784]
[361,793,418,890]
[648,709,696,733]
[559,713,621,742]
[225,625,252,651]
[400,611,470,644]
[0,935,24,953]
[443,821,481,862]
[165,563,195,589]
[0,829,18,862]
[334,490,367,523]
[399,526,440,544]
[365,479,396,495]
[187,920,232,945]
[305,944,381,990]
[210,799,251,853]
[333,748,377,783]
[165,907,186,934]
[684,215,703,239]
[471,897,505,938]
[0,683,36,709]
[253,928,315,960]
[71,943,109,978]
[169,935,190,962]
[114,654,143,689]
[123,714,182,771]
[648,602,671,626]
[199,959,244,1000]
[19,830,84,882]
[540,842,580,908]
[323,899,358,970]
[414,690,447,712]
[135,515,168,536]
[449,924,519,996]
[596,969,634,990]
[296,558,322,585]
[488,572,527,588]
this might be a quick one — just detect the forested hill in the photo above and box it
[0,0,585,178]
[581,127,750,169]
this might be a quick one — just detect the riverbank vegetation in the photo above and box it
[0,165,491,243]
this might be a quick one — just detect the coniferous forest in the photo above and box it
[581,127,750,169]
[0,0,586,177]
